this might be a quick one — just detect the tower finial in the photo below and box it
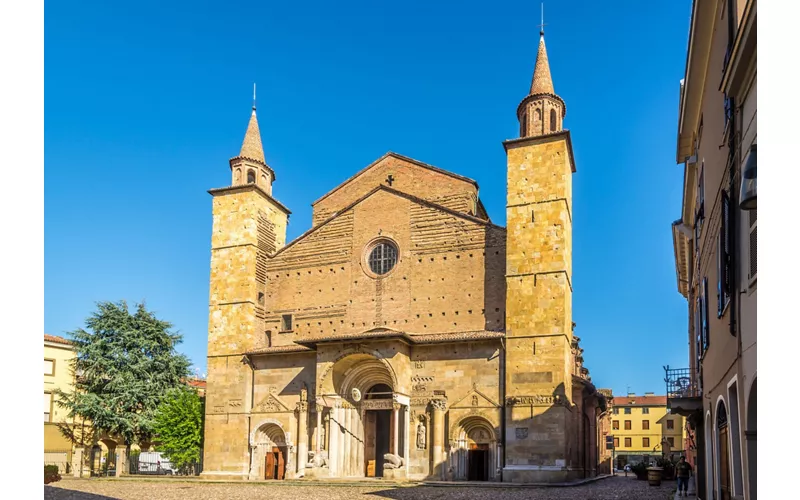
[538,3,546,36]
[252,83,257,111]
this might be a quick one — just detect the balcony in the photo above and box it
[663,366,702,416]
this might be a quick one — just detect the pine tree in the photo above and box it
[54,300,191,451]
[152,388,204,472]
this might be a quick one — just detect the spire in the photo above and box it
[529,33,555,96]
[239,107,266,164]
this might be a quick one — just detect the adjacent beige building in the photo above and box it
[202,30,606,483]
[44,334,78,459]
[668,1,756,499]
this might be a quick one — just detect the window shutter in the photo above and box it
[718,192,731,316]
[748,209,757,281]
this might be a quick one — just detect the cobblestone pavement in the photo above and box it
[45,476,676,500]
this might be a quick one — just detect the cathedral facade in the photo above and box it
[202,32,606,483]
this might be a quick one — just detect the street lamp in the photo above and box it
[739,144,757,210]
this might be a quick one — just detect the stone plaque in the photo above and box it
[512,371,553,384]
[515,427,528,440]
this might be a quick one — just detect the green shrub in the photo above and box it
[44,465,61,485]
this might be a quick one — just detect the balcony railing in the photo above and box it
[663,366,700,399]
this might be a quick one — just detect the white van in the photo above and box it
[135,452,176,475]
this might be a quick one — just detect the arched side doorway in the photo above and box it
[449,416,498,481]
[746,378,757,500]
[716,401,732,500]
[705,412,714,500]
[251,422,287,480]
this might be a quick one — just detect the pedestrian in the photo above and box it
[676,456,692,496]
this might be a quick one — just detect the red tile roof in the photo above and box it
[44,334,72,345]
[246,345,315,355]
[612,395,668,406]
[186,378,207,389]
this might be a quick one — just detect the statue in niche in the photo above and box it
[417,419,427,450]
[300,383,308,402]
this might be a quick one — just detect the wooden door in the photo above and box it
[276,448,285,480]
[365,412,376,476]
[719,426,731,500]
[265,452,275,480]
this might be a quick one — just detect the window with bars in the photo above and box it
[718,191,732,317]
[44,392,52,422]
[642,407,650,414]
[280,314,293,332]
[701,278,710,353]
[368,242,398,275]
[748,209,757,283]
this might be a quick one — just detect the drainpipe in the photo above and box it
[727,96,737,340]
[500,336,507,481]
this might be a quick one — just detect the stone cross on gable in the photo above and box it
[385,174,394,186]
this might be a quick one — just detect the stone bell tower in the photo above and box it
[502,28,577,483]
[202,101,291,477]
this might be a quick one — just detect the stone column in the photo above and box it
[431,398,447,479]
[296,401,309,475]
[336,403,345,476]
[328,403,340,475]
[115,448,127,477]
[315,405,323,454]
[392,403,401,456]
[356,408,365,477]
[403,405,410,475]
[344,403,352,476]
[72,448,84,478]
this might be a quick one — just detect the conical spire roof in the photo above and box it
[529,33,555,95]
[239,109,266,164]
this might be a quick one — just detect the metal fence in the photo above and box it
[89,447,117,477]
[44,449,73,475]
[128,450,203,476]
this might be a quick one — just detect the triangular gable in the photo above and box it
[253,393,291,413]
[312,152,479,207]
[271,184,504,258]
[449,383,501,409]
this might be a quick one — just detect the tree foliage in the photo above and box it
[54,300,191,447]
[153,388,204,471]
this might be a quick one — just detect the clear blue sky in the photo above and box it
[45,0,692,395]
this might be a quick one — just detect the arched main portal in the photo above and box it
[251,421,287,480]
[746,378,757,500]
[318,352,407,479]
[449,416,499,481]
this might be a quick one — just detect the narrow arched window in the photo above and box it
[550,109,557,131]
[247,170,256,184]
